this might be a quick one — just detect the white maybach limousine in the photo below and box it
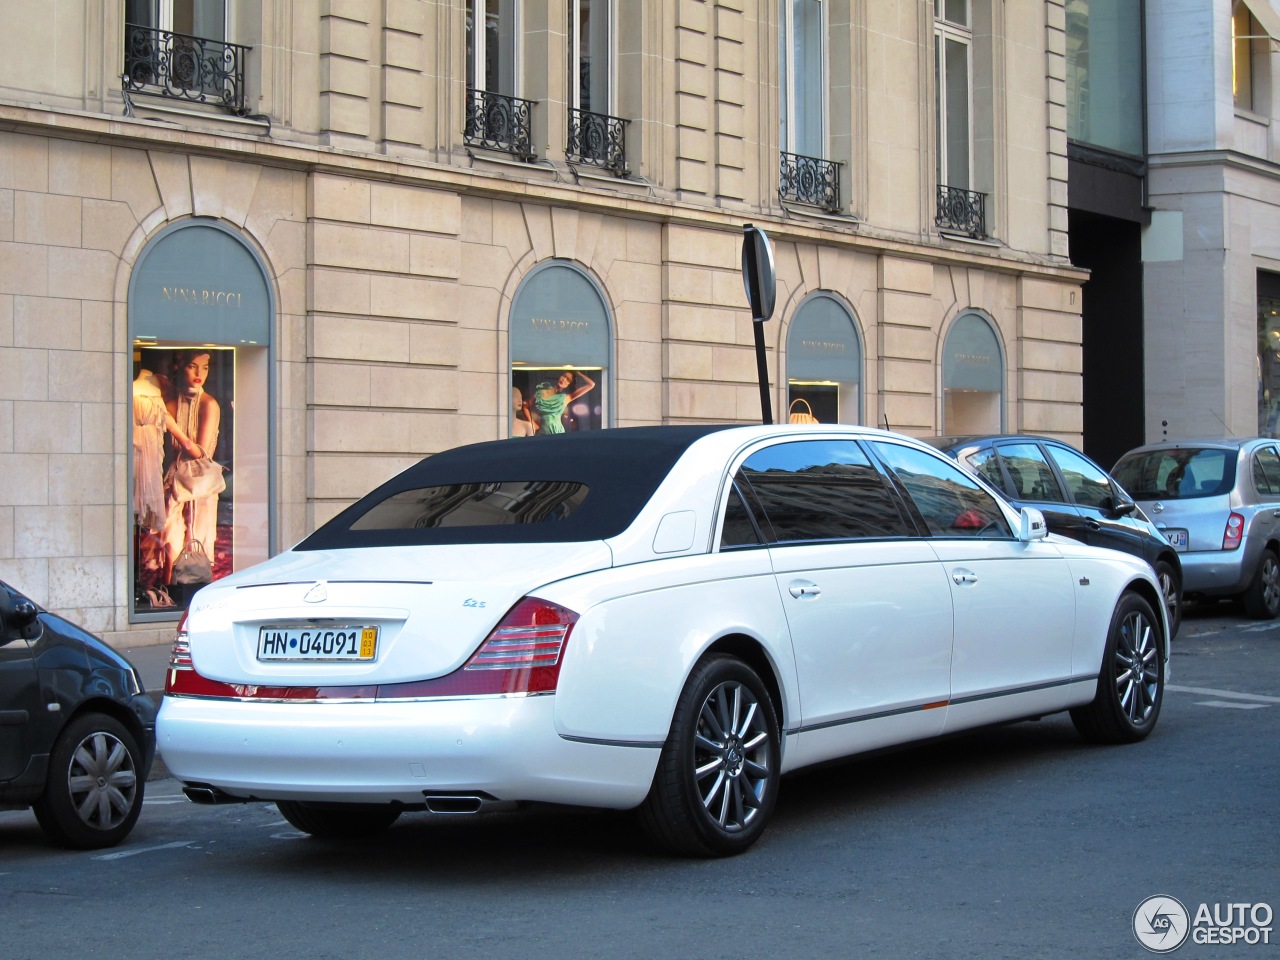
[158,424,1169,856]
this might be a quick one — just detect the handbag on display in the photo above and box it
[169,455,226,502]
[171,538,213,585]
[788,398,820,424]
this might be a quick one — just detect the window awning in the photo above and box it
[1241,0,1280,41]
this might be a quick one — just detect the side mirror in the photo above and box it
[1019,507,1049,541]
[1112,500,1137,518]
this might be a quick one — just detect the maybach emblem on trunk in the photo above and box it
[303,581,328,603]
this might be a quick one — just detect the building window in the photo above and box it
[127,221,272,619]
[786,294,863,425]
[1258,272,1280,438]
[942,312,1004,434]
[778,0,840,211]
[1233,0,1272,114]
[935,0,972,192]
[1065,0,1144,155]
[508,263,611,437]
[566,0,629,175]
[465,0,534,157]
[123,0,250,113]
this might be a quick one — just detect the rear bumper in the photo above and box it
[1178,548,1252,596]
[157,693,658,809]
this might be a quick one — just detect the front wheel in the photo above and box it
[32,712,145,849]
[1071,592,1164,743]
[1242,548,1280,620]
[638,655,781,857]
[276,801,401,839]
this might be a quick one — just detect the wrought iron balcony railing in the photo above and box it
[935,184,987,239]
[123,23,250,115]
[567,108,629,177]
[464,89,536,161]
[779,151,842,213]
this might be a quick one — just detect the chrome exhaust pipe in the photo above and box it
[182,784,246,805]
[422,795,484,814]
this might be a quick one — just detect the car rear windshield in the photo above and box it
[297,425,731,548]
[1112,448,1236,500]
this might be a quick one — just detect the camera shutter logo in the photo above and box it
[1134,895,1191,953]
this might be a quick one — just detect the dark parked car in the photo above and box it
[929,435,1183,637]
[0,580,156,848]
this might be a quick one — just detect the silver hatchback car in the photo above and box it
[1111,438,1280,619]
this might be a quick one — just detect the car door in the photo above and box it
[987,440,1082,537]
[1044,441,1151,557]
[0,584,41,782]
[734,438,953,768]
[870,441,1077,729]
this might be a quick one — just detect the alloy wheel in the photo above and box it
[692,680,773,833]
[1113,606,1160,726]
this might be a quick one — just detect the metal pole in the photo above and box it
[753,320,772,425]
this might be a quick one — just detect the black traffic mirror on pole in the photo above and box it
[741,224,777,424]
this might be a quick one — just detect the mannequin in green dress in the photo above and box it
[530,370,597,434]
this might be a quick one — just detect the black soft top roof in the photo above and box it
[297,425,734,549]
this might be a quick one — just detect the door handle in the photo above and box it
[952,569,978,585]
[788,581,821,599]
[1086,519,1101,530]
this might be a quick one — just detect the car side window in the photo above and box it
[1253,445,1280,497]
[1045,444,1113,509]
[963,448,1007,492]
[738,439,910,543]
[993,442,1064,502]
[871,441,1012,538]
[719,481,764,549]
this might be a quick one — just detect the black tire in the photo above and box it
[1153,559,1183,639]
[1071,592,1164,744]
[637,655,780,857]
[276,800,400,838]
[1242,548,1280,620]
[32,712,145,849]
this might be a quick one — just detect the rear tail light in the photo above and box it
[380,596,579,698]
[165,611,243,698]
[168,612,192,671]
[1223,512,1244,550]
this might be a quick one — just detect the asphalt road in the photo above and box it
[2,603,1277,960]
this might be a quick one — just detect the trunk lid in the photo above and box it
[183,541,612,686]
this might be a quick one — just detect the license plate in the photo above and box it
[257,625,378,662]
[1163,529,1188,551]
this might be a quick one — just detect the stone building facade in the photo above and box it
[0,0,1085,643]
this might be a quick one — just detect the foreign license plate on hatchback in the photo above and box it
[1163,528,1188,551]
[257,625,378,662]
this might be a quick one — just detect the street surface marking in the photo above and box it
[1168,684,1280,705]
[91,840,198,861]
[1194,700,1269,710]
[142,798,189,805]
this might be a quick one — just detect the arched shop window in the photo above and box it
[786,293,863,424]
[508,261,611,437]
[942,311,1004,434]
[128,220,273,619]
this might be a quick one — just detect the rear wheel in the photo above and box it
[32,712,145,849]
[1242,548,1280,620]
[1071,593,1163,744]
[276,801,401,838]
[638,655,780,857]
[1153,559,1182,639]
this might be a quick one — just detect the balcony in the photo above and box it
[566,108,629,177]
[935,184,987,239]
[464,89,536,161]
[779,152,841,213]
[123,23,251,116]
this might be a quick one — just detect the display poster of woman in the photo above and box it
[512,369,600,435]
[131,347,234,611]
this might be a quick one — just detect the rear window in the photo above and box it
[298,425,730,548]
[1112,448,1236,500]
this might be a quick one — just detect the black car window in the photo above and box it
[1045,443,1113,509]
[1252,445,1280,497]
[871,441,1012,538]
[719,481,764,549]
[738,440,910,543]
[993,442,1064,502]
[963,448,1006,492]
